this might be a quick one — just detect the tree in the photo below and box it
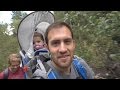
[0,23,11,71]
[10,11,27,36]
[0,11,28,71]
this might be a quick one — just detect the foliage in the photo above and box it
[10,11,27,36]
[54,11,120,71]
[0,11,27,71]
[0,11,120,78]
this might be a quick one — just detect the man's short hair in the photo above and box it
[45,22,74,44]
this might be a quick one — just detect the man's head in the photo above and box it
[8,53,21,73]
[45,22,74,45]
[45,22,76,69]
[33,32,45,50]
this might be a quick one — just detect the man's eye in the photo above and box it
[51,41,59,46]
[65,40,72,45]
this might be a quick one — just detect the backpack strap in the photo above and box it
[42,61,57,79]
[3,68,9,79]
[73,58,87,79]
[47,67,61,79]
[47,69,57,79]
[31,59,52,79]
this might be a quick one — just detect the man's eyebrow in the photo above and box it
[64,38,73,40]
[51,39,60,42]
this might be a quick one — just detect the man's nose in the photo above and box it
[59,42,67,53]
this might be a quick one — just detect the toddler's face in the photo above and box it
[33,36,44,50]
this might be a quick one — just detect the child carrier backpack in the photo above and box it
[17,11,55,79]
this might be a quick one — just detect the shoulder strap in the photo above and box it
[3,68,9,79]
[31,60,52,79]
[47,69,57,79]
[42,61,56,79]
[73,58,87,79]
[46,61,64,79]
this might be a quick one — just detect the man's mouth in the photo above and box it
[58,55,70,60]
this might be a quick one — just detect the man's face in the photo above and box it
[9,54,20,73]
[47,26,76,69]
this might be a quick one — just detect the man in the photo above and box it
[0,53,25,79]
[44,21,95,79]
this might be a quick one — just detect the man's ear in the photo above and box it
[73,40,76,49]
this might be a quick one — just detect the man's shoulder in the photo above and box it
[73,55,92,69]
[73,55,87,65]
[73,55,95,79]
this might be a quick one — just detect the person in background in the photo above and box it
[0,53,25,79]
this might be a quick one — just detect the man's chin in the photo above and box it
[59,62,71,68]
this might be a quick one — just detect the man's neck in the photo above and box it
[51,61,71,75]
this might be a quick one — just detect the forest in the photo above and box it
[0,11,120,79]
